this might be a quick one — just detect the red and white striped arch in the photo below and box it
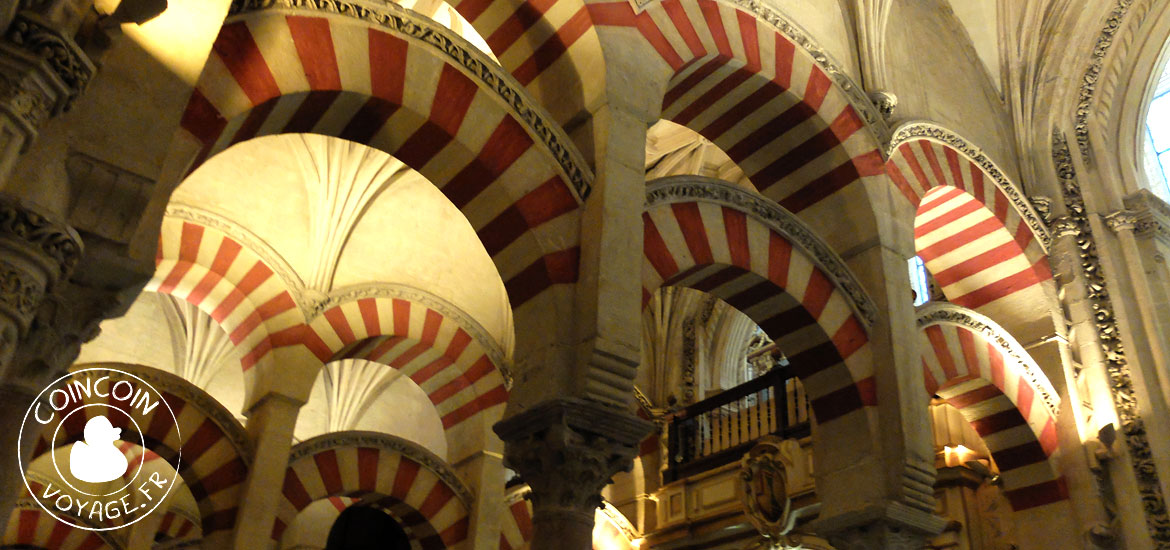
[151,217,303,373]
[886,124,1053,312]
[32,365,252,544]
[181,9,584,313]
[643,180,875,424]
[273,433,472,549]
[303,296,509,436]
[918,304,1066,511]
[281,496,452,550]
[154,508,201,546]
[498,493,533,550]
[2,505,113,550]
[590,0,886,238]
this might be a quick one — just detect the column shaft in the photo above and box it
[231,394,302,548]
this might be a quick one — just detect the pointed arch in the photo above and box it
[917,303,1066,511]
[886,123,1054,312]
[272,432,473,549]
[643,176,875,424]
[177,6,589,320]
[31,364,252,544]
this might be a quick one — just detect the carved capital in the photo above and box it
[494,399,653,524]
[0,193,81,363]
[867,90,897,121]
[0,11,94,146]
[814,502,947,550]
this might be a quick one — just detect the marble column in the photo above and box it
[494,399,653,550]
[231,393,304,548]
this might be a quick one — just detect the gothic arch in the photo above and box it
[917,303,1067,511]
[176,6,589,323]
[642,176,875,424]
[592,0,888,253]
[272,432,473,549]
[29,364,252,545]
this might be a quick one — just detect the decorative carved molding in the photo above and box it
[289,431,474,509]
[868,90,897,121]
[1030,195,1053,226]
[646,176,878,328]
[1105,190,1170,246]
[889,122,1052,252]
[724,0,889,142]
[1074,0,1137,162]
[1051,129,1170,544]
[0,70,49,133]
[494,399,653,525]
[224,0,593,202]
[0,193,82,277]
[917,302,1061,418]
[814,502,946,550]
[5,12,94,106]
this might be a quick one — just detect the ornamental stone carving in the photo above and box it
[1052,129,1170,544]
[493,399,653,527]
[0,193,82,366]
[225,0,593,201]
[645,176,879,327]
[814,502,947,550]
[889,122,1051,252]
[739,437,794,542]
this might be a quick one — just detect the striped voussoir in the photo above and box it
[304,297,509,432]
[31,368,251,543]
[589,0,885,215]
[181,9,584,311]
[281,496,443,549]
[273,433,473,549]
[2,504,113,550]
[152,217,301,373]
[918,304,1066,511]
[642,197,874,423]
[154,508,201,546]
[886,126,1053,311]
[498,492,533,550]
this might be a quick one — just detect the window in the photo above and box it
[909,256,930,306]
[1144,60,1170,200]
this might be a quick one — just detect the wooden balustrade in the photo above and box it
[664,367,810,482]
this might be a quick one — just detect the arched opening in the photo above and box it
[325,506,412,550]
[1142,57,1170,200]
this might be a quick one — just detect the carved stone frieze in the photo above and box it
[494,399,653,526]
[889,122,1052,252]
[0,12,94,129]
[645,176,878,327]
[917,303,1061,417]
[290,431,474,508]
[225,0,593,202]
[1052,129,1170,544]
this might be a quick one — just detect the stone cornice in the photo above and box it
[889,122,1051,252]
[915,303,1060,418]
[225,0,594,202]
[645,176,878,328]
[289,431,475,508]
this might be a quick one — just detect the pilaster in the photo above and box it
[232,392,304,548]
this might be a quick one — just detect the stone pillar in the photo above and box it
[231,393,304,548]
[455,449,506,549]
[494,399,653,550]
[815,503,947,550]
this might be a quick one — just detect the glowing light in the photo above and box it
[943,444,976,467]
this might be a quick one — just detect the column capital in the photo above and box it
[813,502,947,550]
[0,192,81,362]
[494,399,653,524]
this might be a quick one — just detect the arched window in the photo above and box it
[1143,59,1170,200]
